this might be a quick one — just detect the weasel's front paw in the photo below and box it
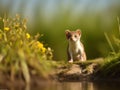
[80,57,86,61]
[68,59,73,63]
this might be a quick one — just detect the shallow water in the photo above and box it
[1,81,120,90]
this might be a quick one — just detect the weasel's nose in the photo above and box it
[70,38,72,41]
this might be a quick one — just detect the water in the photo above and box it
[1,81,120,90]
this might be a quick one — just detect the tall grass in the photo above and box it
[96,18,120,79]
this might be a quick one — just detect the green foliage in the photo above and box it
[105,17,120,53]
[0,15,53,83]
[96,18,120,78]
[104,33,116,53]
[96,53,120,78]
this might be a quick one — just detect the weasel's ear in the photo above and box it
[76,29,81,35]
[65,30,71,39]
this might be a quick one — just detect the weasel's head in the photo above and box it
[65,29,81,42]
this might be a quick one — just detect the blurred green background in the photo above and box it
[0,0,120,60]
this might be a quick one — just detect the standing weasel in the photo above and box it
[65,29,87,63]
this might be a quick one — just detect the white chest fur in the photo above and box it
[68,40,84,56]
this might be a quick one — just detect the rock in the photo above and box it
[56,62,100,81]
[65,64,82,75]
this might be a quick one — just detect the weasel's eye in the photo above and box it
[67,34,71,39]
[74,35,77,38]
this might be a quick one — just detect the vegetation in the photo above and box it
[0,15,54,84]
[95,17,120,79]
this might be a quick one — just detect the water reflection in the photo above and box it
[32,81,120,90]
[1,81,120,90]
[56,81,94,90]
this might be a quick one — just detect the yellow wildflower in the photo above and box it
[36,41,43,48]
[41,47,46,53]
[26,33,30,39]
[36,41,46,53]
[4,27,10,31]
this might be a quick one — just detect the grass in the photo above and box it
[95,17,120,79]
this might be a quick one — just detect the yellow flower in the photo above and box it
[36,41,46,53]
[26,33,30,39]
[41,47,46,53]
[4,27,10,31]
[36,41,43,48]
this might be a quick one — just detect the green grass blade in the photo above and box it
[104,32,116,53]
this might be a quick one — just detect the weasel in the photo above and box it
[65,29,87,63]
